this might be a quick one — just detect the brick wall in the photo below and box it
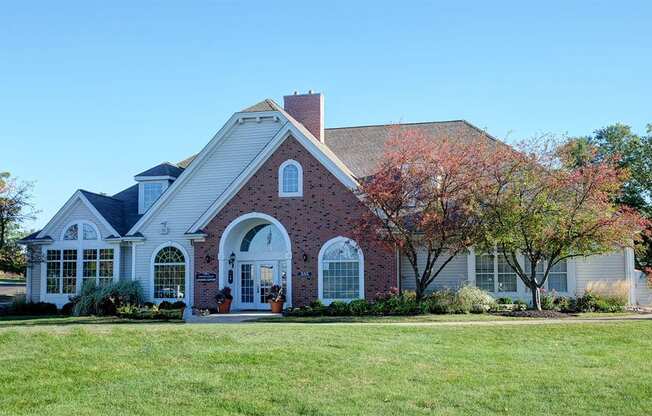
[193,135,396,308]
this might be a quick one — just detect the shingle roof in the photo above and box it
[323,121,497,178]
[18,230,50,243]
[79,190,128,235]
[241,99,278,113]
[45,101,499,241]
[135,162,184,178]
[111,184,142,234]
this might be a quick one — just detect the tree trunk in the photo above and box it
[530,285,542,311]
[415,282,425,302]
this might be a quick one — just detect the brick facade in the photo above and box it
[193,135,396,309]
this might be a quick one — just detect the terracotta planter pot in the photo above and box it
[218,298,232,314]
[270,301,284,313]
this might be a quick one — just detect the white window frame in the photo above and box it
[138,180,169,214]
[278,159,303,198]
[318,236,364,304]
[467,247,575,298]
[41,220,119,306]
[150,241,189,303]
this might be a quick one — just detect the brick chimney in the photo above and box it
[283,90,324,143]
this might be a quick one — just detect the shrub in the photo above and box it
[575,292,626,313]
[158,300,186,310]
[540,290,556,311]
[424,290,466,314]
[553,296,573,313]
[328,301,350,316]
[496,297,513,305]
[116,304,183,320]
[348,299,371,316]
[60,302,75,316]
[74,281,144,316]
[456,285,496,313]
[6,295,58,316]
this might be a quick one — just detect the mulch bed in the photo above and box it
[499,310,570,318]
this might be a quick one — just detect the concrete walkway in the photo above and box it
[186,311,282,323]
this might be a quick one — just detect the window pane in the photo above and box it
[63,224,78,240]
[282,164,299,193]
[143,183,164,211]
[323,261,360,299]
[83,224,98,240]
[154,264,185,299]
[548,260,567,292]
[46,250,61,294]
[497,253,517,292]
[475,254,494,292]
[62,249,77,294]
[154,246,184,264]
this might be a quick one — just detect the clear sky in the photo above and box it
[2,1,650,231]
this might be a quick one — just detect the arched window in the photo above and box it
[62,221,100,241]
[278,160,303,197]
[318,237,364,303]
[153,246,186,299]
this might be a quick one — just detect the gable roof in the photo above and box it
[135,162,184,178]
[79,190,126,236]
[176,119,498,179]
[242,99,277,113]
[30,97,501,243]
[323,121,497,178]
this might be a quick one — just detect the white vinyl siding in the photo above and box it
[133,119,283,300]
[575,251,628,296]
[41,199,113,242]
[400,249,468,292]
[119,244,132,280]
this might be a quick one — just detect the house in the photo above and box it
[19,91,643,310]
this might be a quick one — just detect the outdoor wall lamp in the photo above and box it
[204,254,213,264]
[228,252,236,268]
[302,252,308,262]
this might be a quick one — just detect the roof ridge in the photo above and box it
[79,189,123,202]
[325,120,468,130]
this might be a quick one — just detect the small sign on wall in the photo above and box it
[196,272,217,282]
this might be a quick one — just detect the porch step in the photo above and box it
[185,311,282,324]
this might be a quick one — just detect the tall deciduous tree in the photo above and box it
[356,126,492,301]
[478,139,648,310]
[0,171,37,273]
[560,123,652,268]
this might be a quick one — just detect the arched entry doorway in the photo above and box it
[218,213,292,310]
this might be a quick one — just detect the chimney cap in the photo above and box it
[308,89,313,94]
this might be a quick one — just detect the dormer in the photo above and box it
[135,162,184,214]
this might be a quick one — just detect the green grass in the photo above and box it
[0,317,650,415]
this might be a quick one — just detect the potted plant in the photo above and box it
[215,287,233,314]
[266,284,286,313]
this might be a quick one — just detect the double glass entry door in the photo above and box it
[238,262,277,310]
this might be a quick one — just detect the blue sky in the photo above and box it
[2,1,650,230]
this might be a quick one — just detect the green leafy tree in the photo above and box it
[0,172,37,274]
[479,138,648,310]
[561,123,652,268]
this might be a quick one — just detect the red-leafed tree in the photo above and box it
[356,125,494,301]
[477,138,649,310]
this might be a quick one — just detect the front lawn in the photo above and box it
[0,319,650,415]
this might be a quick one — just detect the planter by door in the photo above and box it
[218,299,232,314]
[270,301,284,313]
